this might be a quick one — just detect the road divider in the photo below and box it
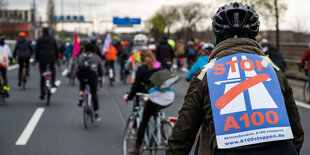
[15,108,45,145]
[8,64,18,71]
[296,100,310,110]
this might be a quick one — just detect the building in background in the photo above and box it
[0,9,34,40]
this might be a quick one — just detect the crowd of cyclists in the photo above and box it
[1,1,308,155]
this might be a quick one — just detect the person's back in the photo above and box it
[167,2,303,155]
[36,33,57,64]
[156,37,174,62]
[265,47,286,72]
[15,38,31,59]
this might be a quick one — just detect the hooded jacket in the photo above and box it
[35,35,58,64]
[167,38,304,155]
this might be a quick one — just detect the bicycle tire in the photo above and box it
[83,105,88,129]
[22,76,26,90]
[160,120,173,146]
[109,78,113,87]
[304,81,309,103]
[46,91,51,106]
[123,113,140,155]
[0,76,4,104]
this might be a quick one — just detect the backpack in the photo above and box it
[0,51,8,68]
[78,53,93,69]
[149,69,180,91]
[188,47,196,57]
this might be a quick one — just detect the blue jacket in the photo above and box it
[186,55,209,80]
[64,44,73,58]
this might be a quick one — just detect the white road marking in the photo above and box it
[8,64,18,71]
[15,108,45,145]
[296,100,310,110]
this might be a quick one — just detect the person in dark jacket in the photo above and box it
[262,40,286,72]
[14,32,33,87]
[35,27,58,100]
[156,36,174,69]
[167,2,303,155]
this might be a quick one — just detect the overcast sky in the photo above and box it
[7,0,310,33]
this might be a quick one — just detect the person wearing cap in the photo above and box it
[14,32,33,87]
[167,2,303,155]
[0,35,12,97]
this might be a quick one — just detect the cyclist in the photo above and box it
[148,37,156,54]
[63,37,73,74]
[300,40,310,101]
[156,36,174,69]
[124,49,174,154]
[261,39,286,72]
[90,36,102,58]
[0,35,12,97]
[119,41,130,81]
[167,2,304,155]
[186,43,214,81]
[102,43,117,80]
[77,42,103,122]
[185,40,196,69]
[125,34,148,83]
[14,32,32,87]
[35,27,58,100]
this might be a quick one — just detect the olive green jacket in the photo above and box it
[167,38,304,155]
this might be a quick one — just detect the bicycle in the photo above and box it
[42,65,56,106]
[21,61,28,90]
[68,63,77,86]
[108,67,114,87]
[123,93,177,155]
[0,73,5,105]
[303,79,309,103]
[82,79,94,129]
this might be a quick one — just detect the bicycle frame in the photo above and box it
[134,93,168,150]
[84,85,92,110]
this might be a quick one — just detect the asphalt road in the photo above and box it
[0,64,310,155]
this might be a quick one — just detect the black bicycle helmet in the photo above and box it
[212,2,260,44]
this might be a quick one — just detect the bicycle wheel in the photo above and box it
[146,120,172,155]
[83,94,89,129]
[160,120,173,146]
[0,77,4,104]
[46,90,51,106]
[123,113,140,155]
[304,81,309,103]
[22,75,26,90]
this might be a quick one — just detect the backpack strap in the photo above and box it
[197,58,217,80]
[261,55,280,71]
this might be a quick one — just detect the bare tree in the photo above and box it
[0,0,8,10]
[179,2,214,42]
[157,5,181,36]
[46,0,55,33]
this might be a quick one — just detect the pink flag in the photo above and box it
[73,32,80,57]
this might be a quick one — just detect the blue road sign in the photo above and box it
[113,17,141,26]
